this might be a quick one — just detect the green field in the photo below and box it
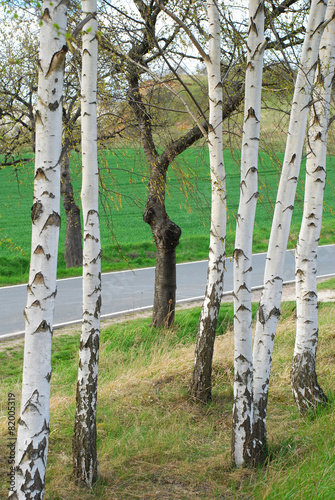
[1,300,334,498]
[1,146,334,285]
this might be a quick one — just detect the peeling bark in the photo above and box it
[232,0,266,468]
[73,0,101,488]
[10,2,68,498]
[189,1,225,403]
[292,0,335,414]
[251,0,327,464]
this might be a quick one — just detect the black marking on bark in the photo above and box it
[246,107,258,121]
[34,245,45,255]
[45,371,52,382]
[257,304,265,325]
[90,250,102,265]
[48,100,59,111]
[243,266,253,274]
[246,191,259,203]
[35,110,43,125]
[94,295,102,319]
[31,272,47,287]
[312,165,326,174]
[233,248,248,261]
[268,306,280,320]
[21,466,44,496]
[237,282,251,293]
[45,45,68,78]
[41,7,51,20]
[44,289,57,300]
[41,211,61,232]
[31,300,40,307]
[289,153,296,164]
[283,205,294,212]
[31,201,43,223]
[235,353,249,363]
[237,304,251,313]
[303,290,317,298]
[34,320,51,333]
[249,17,258,35]
[18,417,27,428]
[246,166,257,176]
[22,389,41,416]
[86,209,99,224]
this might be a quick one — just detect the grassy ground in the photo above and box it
[1,146,335,286]
[0,298,334,499]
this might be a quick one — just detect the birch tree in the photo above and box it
[10,1,68,498]
[189,0,226,403]
[72,0,101,487]
[291,0,335,414]
[232,0,266,467]
[251,0,328,464]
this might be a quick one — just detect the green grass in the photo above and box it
[1,146,335,285]
[318,277,335,291]
[0,300,334,498]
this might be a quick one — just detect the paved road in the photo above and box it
[1,245,335,341]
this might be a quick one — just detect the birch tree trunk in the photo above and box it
[251,0,327,464]
[72,0,101,487]
[10,2,68,498]
[291,0,335,414]
[232,0,266,467]
[189,0,226,403]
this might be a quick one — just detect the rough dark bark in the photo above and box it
[189,283,222,403]
[291,350,327,414]
[72,329,100,485]
[250,393,268,465]
[144,204,181,327]
[60,144,83,268]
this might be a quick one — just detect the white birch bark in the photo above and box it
[232,0,266,467]
[72,0,101,487]
[252,0,328,463]
[10,2,68,498]
[190,0,226,403]
[292,0,335,413]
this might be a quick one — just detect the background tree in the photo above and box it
[10,1,69,497]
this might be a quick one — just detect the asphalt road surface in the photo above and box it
[1,245,335,341]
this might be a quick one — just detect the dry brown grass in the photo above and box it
[1,300,334,499]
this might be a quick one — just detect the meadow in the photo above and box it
[1,145,334,286]
[0,298,334,498]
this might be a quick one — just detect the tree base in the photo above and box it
[291,351,327,414]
